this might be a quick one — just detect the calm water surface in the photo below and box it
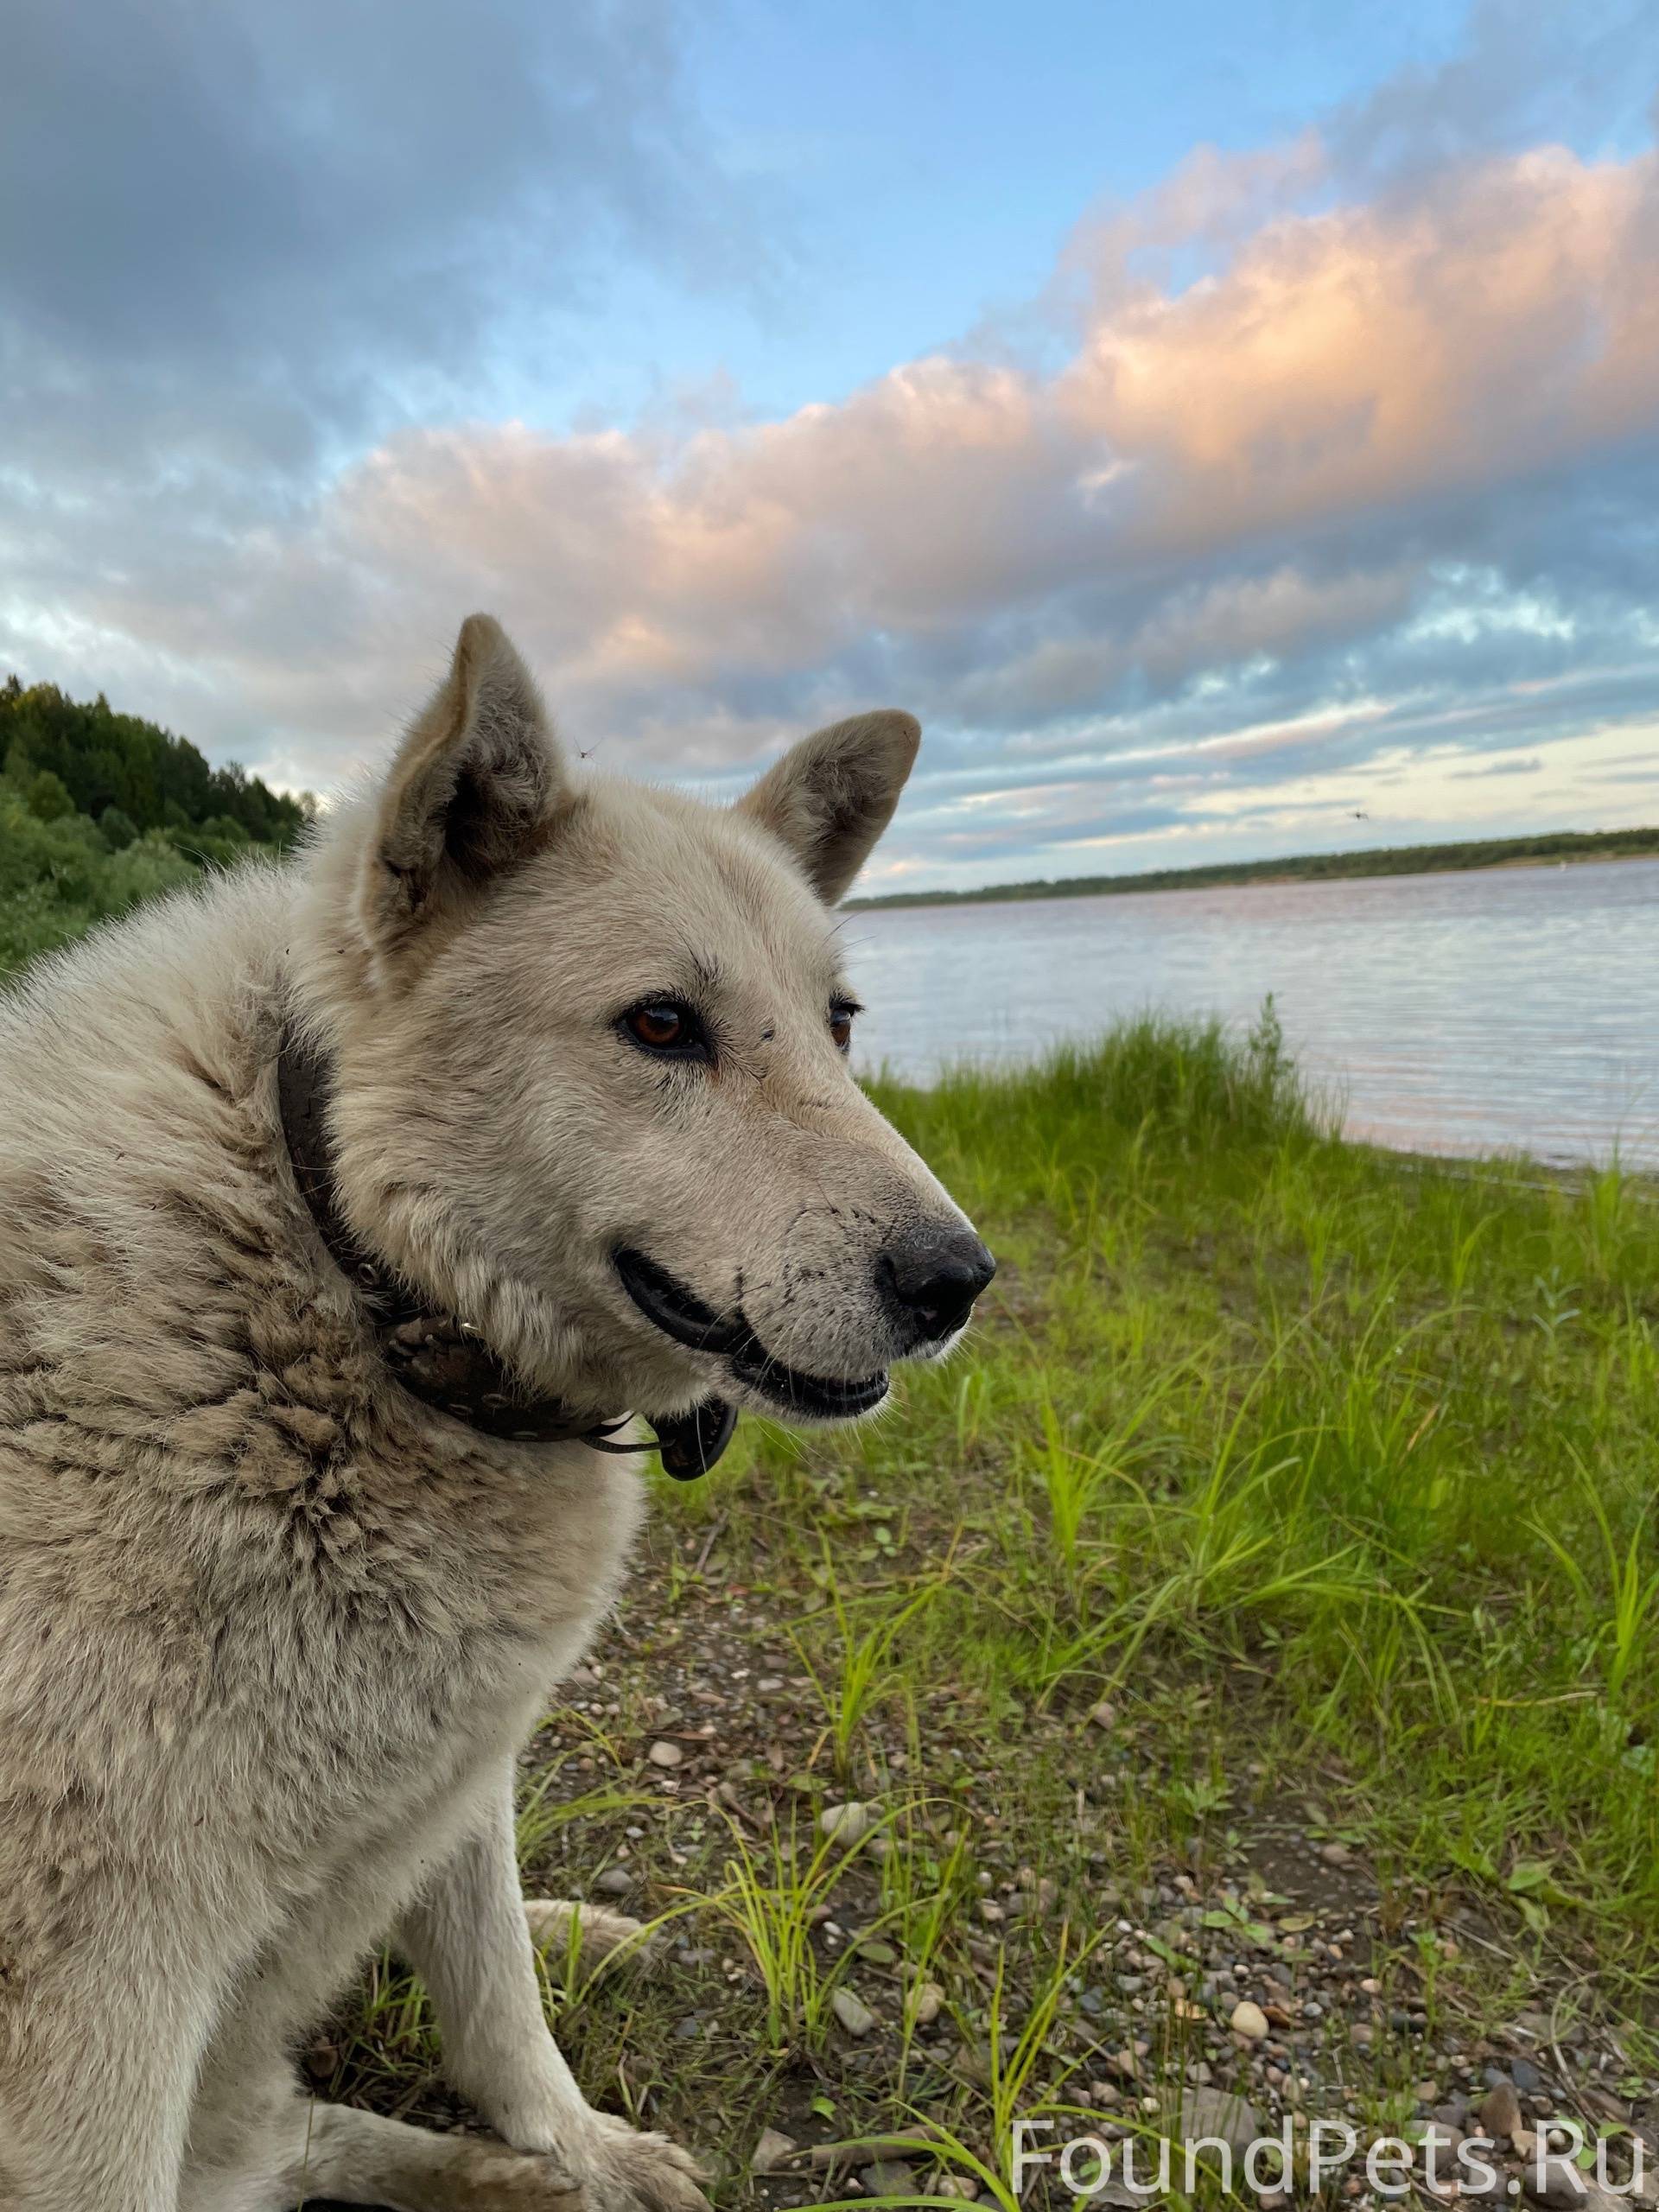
[845,859,1659,1167]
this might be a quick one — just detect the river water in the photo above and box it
[844,858,1659,1166]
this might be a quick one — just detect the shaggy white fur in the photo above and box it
[0,617,988,2212]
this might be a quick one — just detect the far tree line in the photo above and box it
[1,673,313,856]
[0,673,316,978]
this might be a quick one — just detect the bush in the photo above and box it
[22,768,75,822]
[0,665,315,982]
[0,785,199,979]
[99,831,199,916]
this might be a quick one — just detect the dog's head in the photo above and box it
[300,613,994,1429]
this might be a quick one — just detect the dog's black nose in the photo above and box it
[881,1228,997,1343]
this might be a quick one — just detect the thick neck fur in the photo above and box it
[284,793,626,1410]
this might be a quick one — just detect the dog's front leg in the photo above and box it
[0,1918,216,2212]
[398,1763,707,2212]
[399,1763,585,2149]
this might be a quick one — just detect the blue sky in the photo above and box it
[3,1,1657,888]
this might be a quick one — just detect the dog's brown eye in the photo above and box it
[630,1005,683,1048]
[620,998,711,1062]
[830,999,859,1052]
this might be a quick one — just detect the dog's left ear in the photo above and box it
[735,710,920,905]
[358,613,569,959]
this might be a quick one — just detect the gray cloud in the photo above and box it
[1329,0,1659,190]
[0,0,772,546]
[4,1,1659,889]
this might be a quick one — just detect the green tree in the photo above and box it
[23,769,75,822]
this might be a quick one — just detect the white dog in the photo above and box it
[0,616,994,2212]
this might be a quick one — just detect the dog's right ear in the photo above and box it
[357,613,569,961]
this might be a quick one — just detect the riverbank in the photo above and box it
[323,1020,1658,2202]
[849,824,1659,912]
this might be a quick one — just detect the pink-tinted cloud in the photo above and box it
[1062,145,1659,547]
[10,126,1659,893]
[171,137,1654,787]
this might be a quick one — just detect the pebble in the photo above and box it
[1177,2088,1258,2156]
[955,2043,992,2087]
[819,1801,872,1844]
[509,1535,1652,2198]
[750,2129,797,2175]
[866,2161,917,2194]
[1524,2173,1592,2209]
[831,1987,877,2037]
[1480,2081,1524,2143]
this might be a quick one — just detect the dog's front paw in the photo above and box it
[579,2111,710,2212]
[524,1897,656,1974]
[466,2141,587,2204]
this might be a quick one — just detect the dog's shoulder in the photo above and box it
[0,861,298,1399]
[0,863,643,1894]
[0,860,640,1650]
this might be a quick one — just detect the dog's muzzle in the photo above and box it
[613,1246,893,1419]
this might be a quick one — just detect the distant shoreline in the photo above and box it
[846,824,1659,911]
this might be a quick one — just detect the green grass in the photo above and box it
[12,823,1649,2190]
[835,1014,1659,1943]
[232,1008,1659,2190]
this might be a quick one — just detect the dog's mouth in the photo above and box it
[613,1246,890,1420]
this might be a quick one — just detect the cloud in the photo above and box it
[4,3,1659,887]
[1328,0,1659,189]
[1058,146,1659,553]
[0,0,774,729]
[0,0,764,466]
[1450,755,1543,778]
[78,143,1659,767]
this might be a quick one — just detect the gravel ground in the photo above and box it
[318,1517,1658,2209]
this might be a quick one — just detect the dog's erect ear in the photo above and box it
[735,710,920,905]
[359,613,568,955]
